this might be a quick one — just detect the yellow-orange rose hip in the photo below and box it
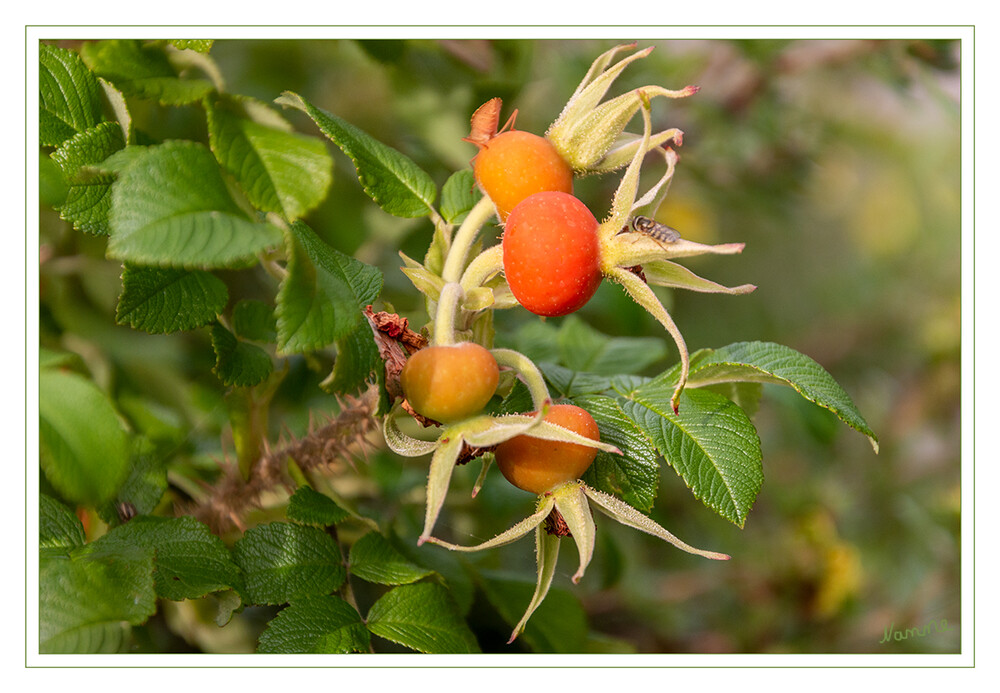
[495,404,600,494]
[400,343,499,424]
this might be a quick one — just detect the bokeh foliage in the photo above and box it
[38,37,960,654]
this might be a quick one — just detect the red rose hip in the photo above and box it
[502,191,602,317]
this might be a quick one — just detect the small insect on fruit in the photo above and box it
[623,215,682,245]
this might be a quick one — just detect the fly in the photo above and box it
[622,215,681,244]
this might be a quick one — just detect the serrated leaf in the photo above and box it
[209,324,273,387]
[688,341,879,451]
[39,43,103,147]
[623,386,763,527]
[441,168,481,223]
[233,522,345,606]
[366,582,480,653]
[116,265,228,333]
[39,369,131,506]
[92,516,243,601]
[107,141,282,268]
[50,121,126,235]
[287,486,351,527]
[276,91,436,218]
[232,299,277,342]
[539,362,615,398]
[276,220,383,354]
[207,95,333,220]
[39,542,156,653]
[575,395,659,513]
[558,315,668,375]
[478,571,587,654]
[348,532,434,586]
[81,39,214,105]
[257,595,369,654]
[39,494,86,555]
[97,438,169,524]
[323,320,382,395]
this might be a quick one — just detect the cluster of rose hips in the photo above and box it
[387,44,744,642]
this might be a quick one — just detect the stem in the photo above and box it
[432,282,464,346]
[441,196,496,283]
[490,348,551,410]
[460,244,504,292]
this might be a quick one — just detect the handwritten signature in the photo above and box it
[880,618,955,644]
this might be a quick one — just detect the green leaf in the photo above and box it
[39,43,103,147]
[97,438,169,524]
[207,95,333,220]
[324,320,382,395]
[81,39,214,105]
[622,378,764,527]
[39,542,156,653]
[50,121,126,235]
[623,385,763,527]
[276,91,437,218]
[210,324,273,387]
[575,395,660,513]
[232,299,277,342]
[233,522,345,606]
[539,362,615,398]
[287,485,350,527]
[557,315,667,376]
[348,532,434,586]
[366,582,480,653]
[276,221,383,354]
[478,571,588,654]
[107,141,282,268]
[39,494,86,555]
[116,265,228,333]
[440,168,481,223]
[687,341,879,451]
[39,369,130,506]
[257,595,369,654]
[93,516,243,601]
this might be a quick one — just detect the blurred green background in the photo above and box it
[39,37,962,654]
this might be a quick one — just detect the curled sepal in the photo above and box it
[510,523,561,644]
[424,493,556,553]
[610,235,748,267]
[589,129,682,175]
[606,265,689,414]
[490,348,552,411]
[460,244,503,293]
[583,485,730,561]
[459,406,551,448]
[471,455,493,498]
[382,407,439,457]
[550,482,596,584]
[418,434,466,545]
[597,98,655,247]
[643,260,757,295]
[546,43,697,173]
